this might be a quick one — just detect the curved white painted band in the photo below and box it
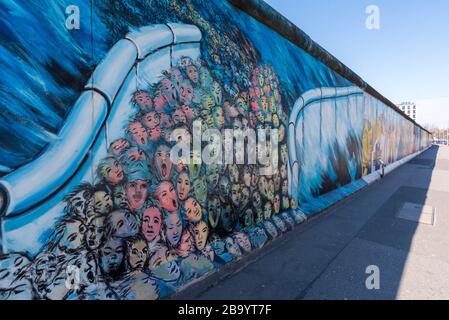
[0,24,202,217]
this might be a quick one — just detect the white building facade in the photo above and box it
[397,102,417,121]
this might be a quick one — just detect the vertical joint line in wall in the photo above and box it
[0,216,3,254]
[166,23,175,68]
[302,108,305,160]
[0,215,6,254]
[90,0,95,183]
[320,92,322,148]
[334,91,338,135]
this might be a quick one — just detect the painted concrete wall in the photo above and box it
[0,0,432,300]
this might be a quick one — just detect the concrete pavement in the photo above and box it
[174,145,449,300]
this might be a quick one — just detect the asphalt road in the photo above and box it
[174,145,449,300]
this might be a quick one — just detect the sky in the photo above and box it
[264,0,449,128]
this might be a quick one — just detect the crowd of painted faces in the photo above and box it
[0,58,307,300]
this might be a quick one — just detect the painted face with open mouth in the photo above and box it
[170,67,184,89]
[155,181,178,212]
[128,120,148,147]
[160,78,178,106]
[274,194,281,214]
[212,81,222,105]
[186,65,199,84]
[243,209,254,227]
[155,144,173,181]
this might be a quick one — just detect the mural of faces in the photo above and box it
[7,29,295,299]
[192,177,207,207]
[141,206,162,243]
[154,144,173,181]
[109,139,131,157]
[99,157,124,185]
[127,120,148,147]
[64,185,93,219]
[126,237,149,271]
[31,252,60,299]
[176,230,194,258]
[155,181,179,212]
[177,171,191,201]
[132,90,153,111]
[126,179,148,212]
[207,195,221,228]
[190,221,209,251]
[164,212,183,248]
[107,210,139,238]
[183,197,202,222]
[233,232,252,254]
[0,254,33,300]
[55,218,86,255]
[100,237,125,275]
[93,191,113,215]
[85,215,106,250]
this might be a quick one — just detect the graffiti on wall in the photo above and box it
[0,0,431,300]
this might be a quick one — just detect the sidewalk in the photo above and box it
[175,145,449,300]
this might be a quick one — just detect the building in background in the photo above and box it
[397,102,417,121]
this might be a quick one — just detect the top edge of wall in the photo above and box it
[227,0,431,135]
